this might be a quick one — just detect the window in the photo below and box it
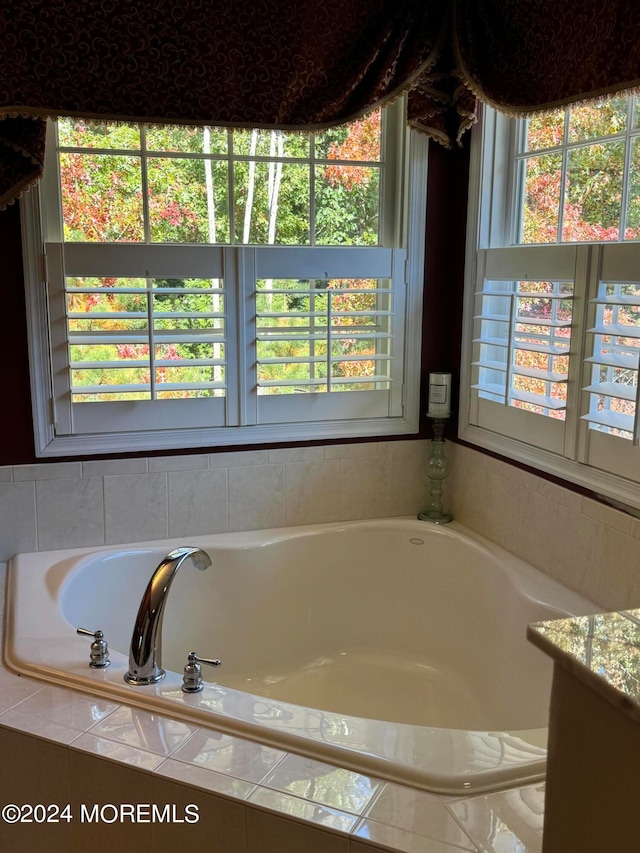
[23,100,427,456]
[460,98,640,508]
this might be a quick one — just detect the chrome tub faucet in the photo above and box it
[124,546,211,686]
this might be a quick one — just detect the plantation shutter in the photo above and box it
[47,243,233,435]
[47,243,408,435]
[249,247,406,424]
[470,247,584,455]
[581,244,640,478]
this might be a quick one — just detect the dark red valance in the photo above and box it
[1,0,640,209]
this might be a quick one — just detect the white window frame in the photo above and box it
[22,104,428,457]
[460,106,640,511]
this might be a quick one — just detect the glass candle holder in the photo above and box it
[418,416,452,523]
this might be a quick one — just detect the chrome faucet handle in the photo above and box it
[181,650,221,693]
[76,627,111,668]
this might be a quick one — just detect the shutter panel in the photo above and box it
[583,265,640,443]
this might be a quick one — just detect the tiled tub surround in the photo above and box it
[0,562,546,853]
[0,440,430,562]
[4,437,640,609]
[0,436,632,851]
[5,519,598,799]
[447,442,640,612]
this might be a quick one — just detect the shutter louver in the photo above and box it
[67,277,226,402]
[474,279,573,417]
[583,282,640,440]
[255,278,393,395]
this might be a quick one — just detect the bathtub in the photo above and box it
[3,518,597,795]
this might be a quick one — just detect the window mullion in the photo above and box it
[238,247,257,426]
[556,111,570,245]
[310,133,316,247]
[618,97,635,243]
[140,127,151,245]
[227,130,236,245]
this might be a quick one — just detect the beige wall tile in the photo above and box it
[324,442,379,460]
[338,456,393,520]
[551,505,603,603]
[0,482,36,560]
[148,454,209,472]
[598,527,640,610]
[515,488,557,574]
[103,473,168,545]
[168,468,228,537]
[285,460,341,525]
[447,462,487,533]
[269,447,324,463]
[209,450,268,468]
[539,480,582,512]
[390,452,428,517]
[377,439,428,456]
[13,462,83,481]
[228,464,285,531]
[36,477,104,550]
[82,458,148,477]
[582,498,635,536]
[484,472,523,554]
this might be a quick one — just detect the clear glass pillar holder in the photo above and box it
[418,416,452,524]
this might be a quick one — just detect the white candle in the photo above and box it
[427,372,451,418]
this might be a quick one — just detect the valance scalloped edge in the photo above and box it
[0,10,461,211]
[0,171,41,211]
[449,13,640,121]
[0,114,45,210]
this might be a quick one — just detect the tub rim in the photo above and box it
[2,516,597,795]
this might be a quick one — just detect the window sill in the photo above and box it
[34,414,420,458]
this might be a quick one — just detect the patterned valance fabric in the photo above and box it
[455,0,640,114]
[1,0,639,208]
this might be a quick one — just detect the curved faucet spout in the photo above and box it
[124,546,211,686]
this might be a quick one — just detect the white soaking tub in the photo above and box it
[3,518,598,794]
